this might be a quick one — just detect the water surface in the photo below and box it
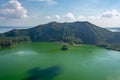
[0,42,120,80]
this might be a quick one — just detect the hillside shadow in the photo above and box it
[24,66,61,80]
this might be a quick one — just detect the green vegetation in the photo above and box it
[0,36,31,48]
[0,21,120,51]
[61,45,68,50]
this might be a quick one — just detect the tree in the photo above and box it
[61,45,68,50]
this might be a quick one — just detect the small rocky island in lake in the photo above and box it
[61,45,68,50]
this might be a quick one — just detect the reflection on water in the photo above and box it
[24,66,61,80]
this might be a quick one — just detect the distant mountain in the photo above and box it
[0,26,31,33]
[107,27,120,32]
[0,21,120,51]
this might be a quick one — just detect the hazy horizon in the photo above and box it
[0,21,120,33]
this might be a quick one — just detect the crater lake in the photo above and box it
[0,42,120,80]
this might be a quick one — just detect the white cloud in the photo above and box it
[88,16,100,20]
[33,0,57,5]
[54,15,60,19]
[44,9,120,27]
[0,0,28,19]
[78,16,86,20]
[101,9,120,18]
[45,16,51,19]
[45,13,76,22]
[88,9,120,20]
[66,12,76,20]
[45,15,60,20]
[87,9,120,27]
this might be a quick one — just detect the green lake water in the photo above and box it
[0,42,120,80]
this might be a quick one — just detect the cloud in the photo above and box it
[45,12,76,22]
[0,0,28,19]
[78,16,86,20]
[45,15,60,20]
[65,12,76,20]
[33,0,57,5]
[88,16,100,20]
[87,9,120,27]
[101,9,120,18]
[44,9,120,27]
[45,16,51,19]
[53,15,60,19]
[88,9,120,20]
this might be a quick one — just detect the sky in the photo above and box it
[0,0,120,27]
